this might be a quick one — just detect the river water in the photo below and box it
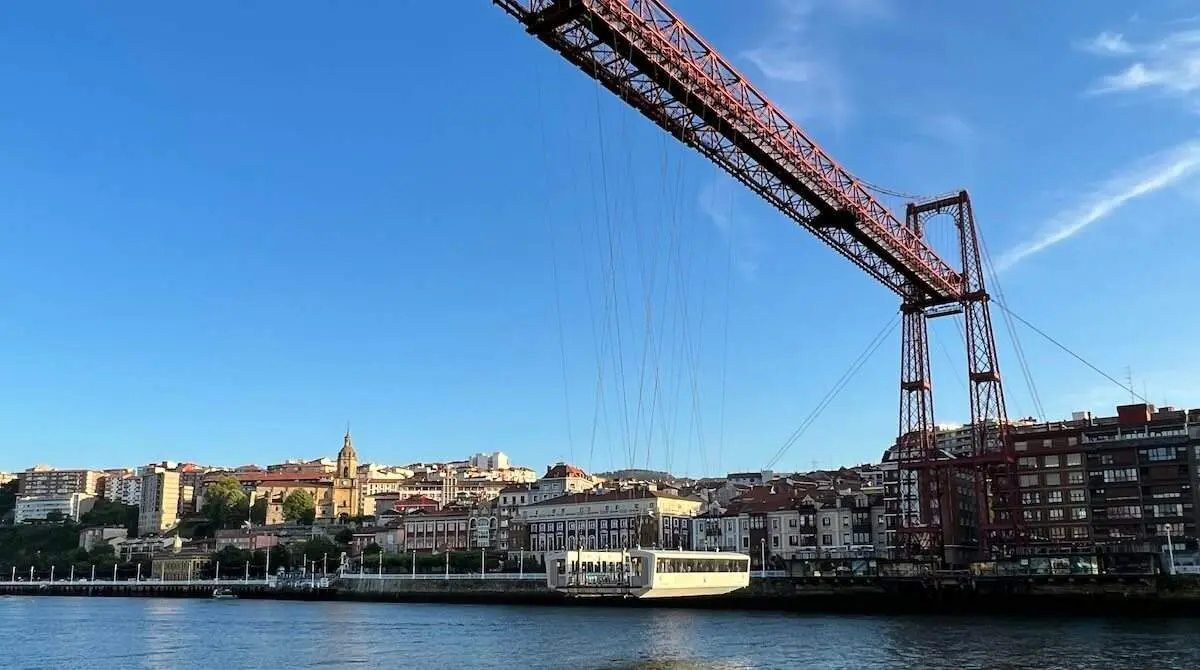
[3,596,1199,669]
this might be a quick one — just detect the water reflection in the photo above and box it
[3,597,1200,670]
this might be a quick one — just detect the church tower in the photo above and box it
[333,430,361,519]
[337,430,358,479]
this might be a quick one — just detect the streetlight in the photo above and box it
[759,539,766,579]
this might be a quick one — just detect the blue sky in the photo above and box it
[2,1,1199,476]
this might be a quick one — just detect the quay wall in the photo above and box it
[334,574,1200,616]
[7,575,1200,616]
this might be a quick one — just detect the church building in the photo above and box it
[332,430,363,520]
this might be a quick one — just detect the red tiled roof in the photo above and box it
[206,471,331,484]
[544,463,588,479]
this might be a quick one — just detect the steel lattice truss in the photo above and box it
[495,0,963,303]
[491,0,1015,562]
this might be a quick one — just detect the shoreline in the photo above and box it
[5,580,1200,618]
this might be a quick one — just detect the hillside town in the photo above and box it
[2,401,1199,580]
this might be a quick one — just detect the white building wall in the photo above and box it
[15,493,96,523]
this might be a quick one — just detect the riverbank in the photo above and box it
[6,574,1200,617]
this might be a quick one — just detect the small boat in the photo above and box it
[211,588,238,600]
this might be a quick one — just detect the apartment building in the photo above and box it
[103,473,142,507]
[1002,403,1200,554]
[519,489,702,554]
[14,493,97,523]
[17,467,103,497]
[138,464,181,535]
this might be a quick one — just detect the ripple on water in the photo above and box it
[3,598,1200,670]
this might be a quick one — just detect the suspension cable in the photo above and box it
[990,301,1145,404]
[764,311,901,470]
[532,55,576,461]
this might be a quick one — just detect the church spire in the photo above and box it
[337,426,358,479]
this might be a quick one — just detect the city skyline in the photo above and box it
[2,2,1199,476]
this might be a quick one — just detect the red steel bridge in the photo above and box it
[489,0,1015,564]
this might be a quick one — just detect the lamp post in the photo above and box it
[759,539,766,579]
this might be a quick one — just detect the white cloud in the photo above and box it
[738,0,891,129]
[1082,27,1200,104]
[1080,31,1135,56]
[993,140,1200,271]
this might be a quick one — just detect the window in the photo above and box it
[1047,491,1063,504]
[771,536,780,548]
[1021,492,1041,505]
[771,518,779,529]
[1066,453,1082,466]
[822,534,833,545]
[1043,455,1060,468]
[1149,503,1183,518]
[788,518,798,528]
[1018,457,1038,469]
[1102,468,1138,484]
[1106,505,1140,519]
[1144,447,1175,462]
[1050,526,1066,539]
[1044,473,1061,486]
[1019,475,1039,487]
[1068,471,1085,484]
[1069,489,1086,503]
[822,517,831,526]
[1048,508,1064,520]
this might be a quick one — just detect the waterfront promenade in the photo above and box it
[6,569,1200,617]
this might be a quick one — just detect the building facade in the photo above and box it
[17,467,103,497]
[138,465,181,535]
[14,493,97,523]
[520,489,702,553]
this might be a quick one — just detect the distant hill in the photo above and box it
[595,469,675,482]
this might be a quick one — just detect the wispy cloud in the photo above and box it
[993,141,1200,271]
[1080,26,1200,105]
[739,0,891,130]
[1080,31,1135,56]
[698,179,759,279]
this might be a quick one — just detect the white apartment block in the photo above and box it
[469,451,511,470]
[15,493,97,523]
[104,474,142,506]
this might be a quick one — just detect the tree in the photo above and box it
[0,479,17,519]
[79,500,139,535]
[250,498,268,525]
[213,545,251,571]
[201,476,248,531]
[281,490,315,525]
[44,510,66,524]
[334,527,355,545]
